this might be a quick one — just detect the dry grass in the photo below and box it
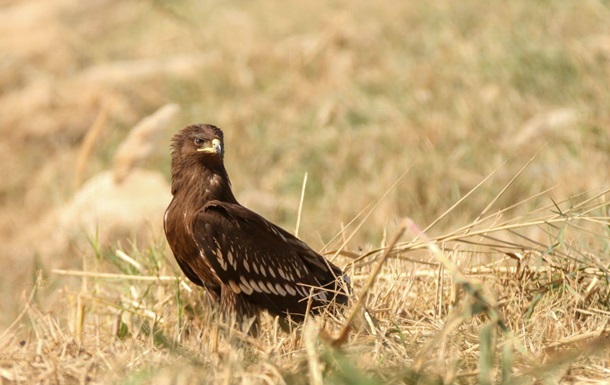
[2,190,609,384]
[1,0,610,383]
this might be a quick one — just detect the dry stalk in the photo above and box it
[330,218,408,347]
[323,166,411,259]
[0,273,42,347]
[75,107,107,188]
[304,322,323,385]
[295,172,308,237]
[468,152,541,231]
[51,269,192,292]
[544,327,610,350]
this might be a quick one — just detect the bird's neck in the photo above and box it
[171,160,238,204]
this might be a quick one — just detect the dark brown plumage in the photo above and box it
[164,124,350,326]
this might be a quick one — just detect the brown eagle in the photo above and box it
[164,124,350,326]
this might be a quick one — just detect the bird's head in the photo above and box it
[169,124,236,200]
[171,124,225,164]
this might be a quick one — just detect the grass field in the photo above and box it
[1,0,609,383]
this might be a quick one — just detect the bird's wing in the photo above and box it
[191,201,348,319]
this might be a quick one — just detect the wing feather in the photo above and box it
[191,200,348,319]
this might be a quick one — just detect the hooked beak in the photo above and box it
[197,138,222,155]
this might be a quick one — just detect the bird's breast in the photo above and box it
[165,197,220,287]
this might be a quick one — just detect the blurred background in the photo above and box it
[1,0,609,327]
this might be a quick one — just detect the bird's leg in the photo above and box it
[220,286,260,336]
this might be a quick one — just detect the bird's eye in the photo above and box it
[194,138,204,146]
